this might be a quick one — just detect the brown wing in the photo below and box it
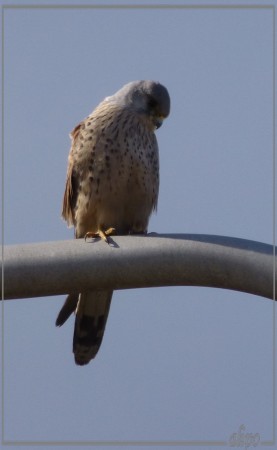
[61,123,82,227]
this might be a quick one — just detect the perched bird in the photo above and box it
[56,80,170,365]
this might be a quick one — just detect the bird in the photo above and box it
[56,80,170,365]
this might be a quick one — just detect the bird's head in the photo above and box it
[110,80,170,130]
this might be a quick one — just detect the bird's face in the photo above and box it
[145,92,168,129]
[112,80,170,130]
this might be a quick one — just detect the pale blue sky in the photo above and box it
[2,1,276,449]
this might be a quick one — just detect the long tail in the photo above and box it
[73,290,113,365]
[56,290,113,365]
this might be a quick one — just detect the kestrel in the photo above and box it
[56,80,170,365]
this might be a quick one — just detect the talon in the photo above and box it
[105,227,116,236]
[84,231,97,242]
[84,227,116,244]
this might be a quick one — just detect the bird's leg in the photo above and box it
[85,227,116,244]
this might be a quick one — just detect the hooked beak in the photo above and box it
[154,116,164,129]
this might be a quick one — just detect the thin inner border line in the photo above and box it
[1,2,275,447]
[1,4,275,9]
[1,4,4,449]
[272,3,276,446]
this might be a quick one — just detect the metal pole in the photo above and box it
[1,234,275,300]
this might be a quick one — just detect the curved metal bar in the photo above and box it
[1,234,275,300]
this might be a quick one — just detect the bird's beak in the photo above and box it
[154,116,164,129]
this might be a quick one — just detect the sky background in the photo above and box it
[1,0,276,449]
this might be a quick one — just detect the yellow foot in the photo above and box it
[84,227,116,244]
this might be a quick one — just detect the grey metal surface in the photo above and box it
[1,234,275,300]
